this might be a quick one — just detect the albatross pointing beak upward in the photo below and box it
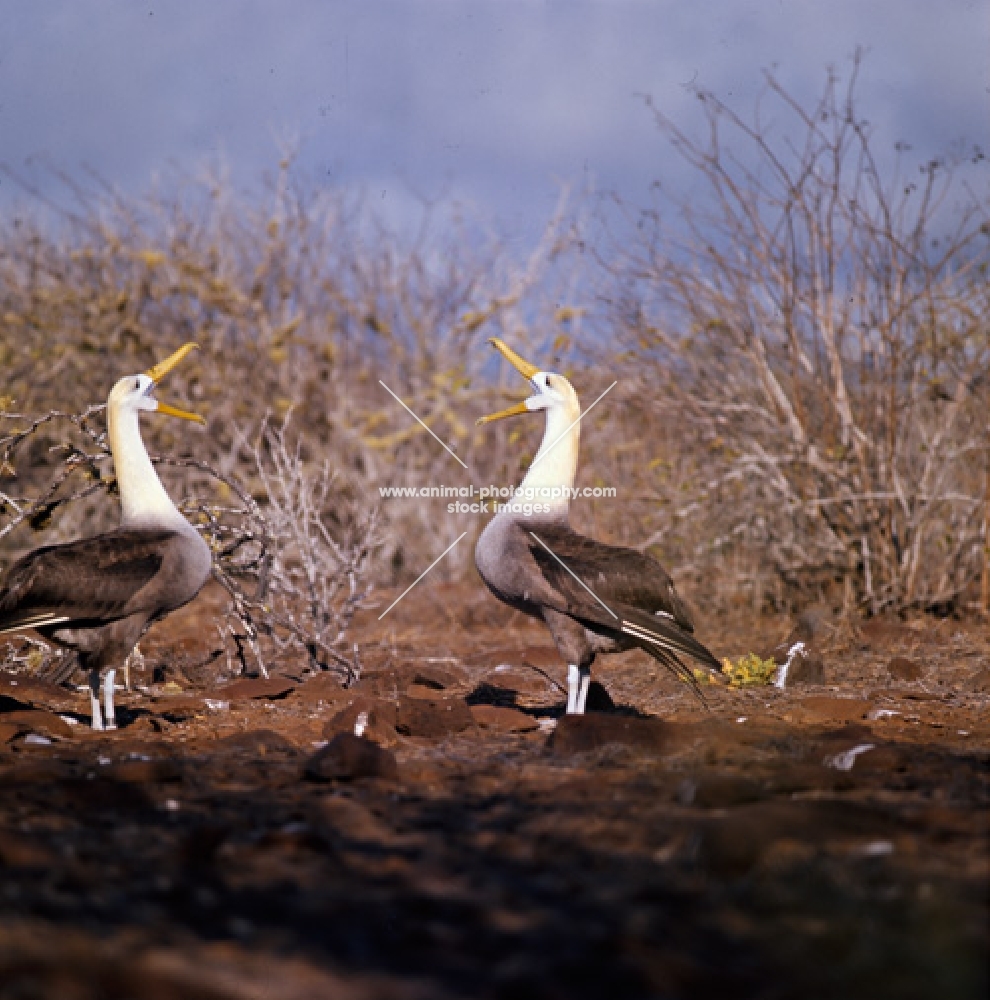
[476,338,542,425]
[144,342,206,424]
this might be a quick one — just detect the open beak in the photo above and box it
[144,342,206,424]
[476,338,540,426]
[488,337,539,380]
[476,400,530,426]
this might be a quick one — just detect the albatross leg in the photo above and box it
[88,669,105,731]
[104,668,117,730]
[566,664,580,714]
[575,666,592,715]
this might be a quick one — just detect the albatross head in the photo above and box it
[477,338,582,519]
[108,342,206,425]
[476,338,580,426]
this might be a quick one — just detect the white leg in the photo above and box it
[575,666,592,714]
[566,664,580,714]
[104,668,117,730]
[89,670,104,731]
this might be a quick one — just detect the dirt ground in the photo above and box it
[0,579,986,999]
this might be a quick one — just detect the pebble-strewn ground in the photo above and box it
[0,582,986,999]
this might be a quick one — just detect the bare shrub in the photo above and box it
[202,416,381,681]
[0,162,584,585]
[598,54,989,615]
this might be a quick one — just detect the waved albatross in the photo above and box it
[475,338,720,714]
[0,343,212,730]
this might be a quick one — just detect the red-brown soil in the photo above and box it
[0,581,986,999]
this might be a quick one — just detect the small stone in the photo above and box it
[480,665,553,697]
[293,672,349,703]
[2,709,75,741]
[887,656,922,682]
[220,677,296,701]
[469,705,539,732]
[304,733,398,782]
[411,664,465,690]
[395,695,475,739]
[322,697,397,746]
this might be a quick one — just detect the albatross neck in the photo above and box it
[513,402,580,523]
[109,406,189,531]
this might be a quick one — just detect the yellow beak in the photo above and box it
[476,400,530,426]
[477,338,541,425]
[488,337,540,380]
[144,342,205,424]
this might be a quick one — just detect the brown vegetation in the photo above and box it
[1,62,987,672]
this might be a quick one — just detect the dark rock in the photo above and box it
[294,672,350,704]
[220,677,296,701]
[322,696,397,746]
[395,695,475,739]
[548,714,667,755]
[304,733,398,782]
[469,705,539,732]
[887,656,923,682]
[150,694,207,721]
[2,709,75,741]
[411,664,465,690]
[478,667,553,699]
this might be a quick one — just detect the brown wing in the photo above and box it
[525,524,720,676]
[0,529,175,633]
[528,523,695,630]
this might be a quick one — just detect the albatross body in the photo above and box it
[0,343,211,730]
[475,338,720,714]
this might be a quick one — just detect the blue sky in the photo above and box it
[1,1,987,242]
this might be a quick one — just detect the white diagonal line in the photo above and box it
[379,380,468,469]
[529,531,619,619]
[528,380,617,472]
[378,531,468,620]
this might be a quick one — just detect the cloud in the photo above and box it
[1,0,985,240]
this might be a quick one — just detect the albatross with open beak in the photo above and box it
[475,338,720,714]
[0,343,212,730]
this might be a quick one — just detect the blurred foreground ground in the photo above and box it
[0,582,987,999]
